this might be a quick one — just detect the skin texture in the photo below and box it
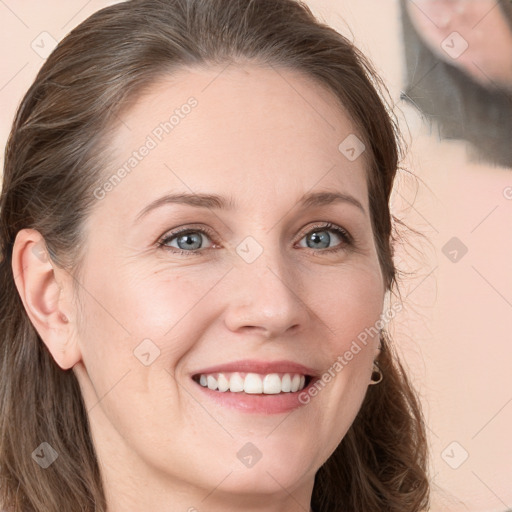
[12,64,385,512]
[406,0,512,89]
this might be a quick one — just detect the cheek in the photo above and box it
[74,262,226,390]
[78,263,208,343]
[301,264,383,423]
[313,264,384,351]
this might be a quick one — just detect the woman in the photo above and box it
[0,0,429,510]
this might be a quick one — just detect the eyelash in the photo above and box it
[157,222,354,257]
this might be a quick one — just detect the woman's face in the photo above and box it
[70,64,386,508]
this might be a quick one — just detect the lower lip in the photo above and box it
[192,378,318,414]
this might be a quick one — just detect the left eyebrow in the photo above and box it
[133,189,366,224]
[299,190,366,215]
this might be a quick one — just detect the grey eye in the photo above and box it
[305,230,332,249]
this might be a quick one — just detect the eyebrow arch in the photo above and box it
[134,189,366,224]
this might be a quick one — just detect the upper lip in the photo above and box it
[191,359,319,377]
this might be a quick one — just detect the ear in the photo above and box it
[11,228,82,370]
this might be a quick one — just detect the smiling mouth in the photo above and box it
[192,371,312,394]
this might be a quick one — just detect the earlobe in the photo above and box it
[11,228,82,370]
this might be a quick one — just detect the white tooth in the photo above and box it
[281,373,292,392]
[229,373,244,392]
[291,374,301,392]
[217,373,229,392]
[244,373,263,394]
[207,375,218,390]
[201,372,305,393]
[263,373,282,394]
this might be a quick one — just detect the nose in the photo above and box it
[222,247,309,339]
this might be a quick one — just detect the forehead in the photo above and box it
[94,63,369,220]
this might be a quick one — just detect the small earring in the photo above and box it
[369,361,383,385]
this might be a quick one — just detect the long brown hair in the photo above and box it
[0,0,429,510]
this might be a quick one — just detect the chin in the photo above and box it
[220,460,315,496]
[226,435,319,492]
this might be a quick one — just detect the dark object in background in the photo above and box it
[399,0,512,169]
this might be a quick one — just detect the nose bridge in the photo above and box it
[223,236,307,336]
